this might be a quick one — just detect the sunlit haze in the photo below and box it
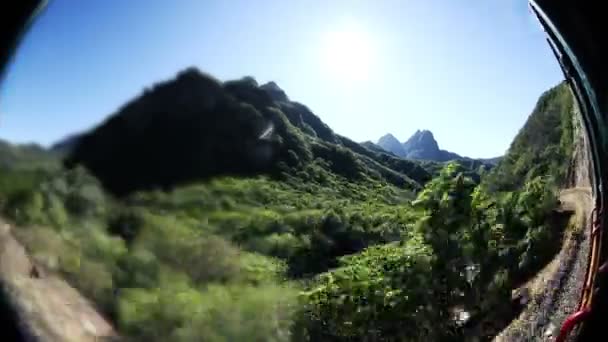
[0,0,563,158]
[320,19,377,83]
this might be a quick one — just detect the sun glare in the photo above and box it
[321,25,375,82]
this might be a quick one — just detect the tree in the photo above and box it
[411,163,476,328]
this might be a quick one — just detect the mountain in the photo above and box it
[64,67,442,195]
[361,141,393,155]
[376,129,462,161]
[485,82,577,191]
[402,129,462,161]
[377,134,407,156]
[401,130,439,156]
[376,130,503,166]
[260,81,289,102]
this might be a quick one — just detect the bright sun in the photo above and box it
[322,25,375,82]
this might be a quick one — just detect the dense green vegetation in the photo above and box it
[485,82,576,191]
[0,71,577,341]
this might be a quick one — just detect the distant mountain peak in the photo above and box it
[410,129,435,141]
[377,134,406,156]
[403,129,439,153]
[379,133,399,141]
[418,129,433,136]
[375,129,463,162]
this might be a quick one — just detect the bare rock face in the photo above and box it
[568,102,593,189]
[377,133,406,156]
[0,221,117,342]
[402,130,440,157]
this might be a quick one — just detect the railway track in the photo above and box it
[492,188,592,341]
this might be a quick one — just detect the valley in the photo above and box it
[0,69,585,341]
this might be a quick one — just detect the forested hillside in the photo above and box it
[484,82,576,191]
[0,70,578,341]
[66,68,437,195]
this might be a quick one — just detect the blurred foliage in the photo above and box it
[118,282,299,342]
[0,139,60,170]
[302,163,560,340]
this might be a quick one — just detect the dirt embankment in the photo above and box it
[0,221,117,341]
[493,188,591,341]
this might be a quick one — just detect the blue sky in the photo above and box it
[0,0,563,158]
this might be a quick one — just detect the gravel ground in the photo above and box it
[495,189,591,341]
[551,225,589,342]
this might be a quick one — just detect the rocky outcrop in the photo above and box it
[0,221,117,342]
[568,104,594,190]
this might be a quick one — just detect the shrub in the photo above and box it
[114,248,161,289]
[238,252,288,285]
[65,183,105,217]
[134,214,243,284]
[45,193,69,228]
[7,190,45,225]
[304,240,438,341]
[118,281,299,342]
[64,259,115,313]
[107,208,146,245]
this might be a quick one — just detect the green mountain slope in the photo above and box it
[485,82,576,191]
[66,68,435,196]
